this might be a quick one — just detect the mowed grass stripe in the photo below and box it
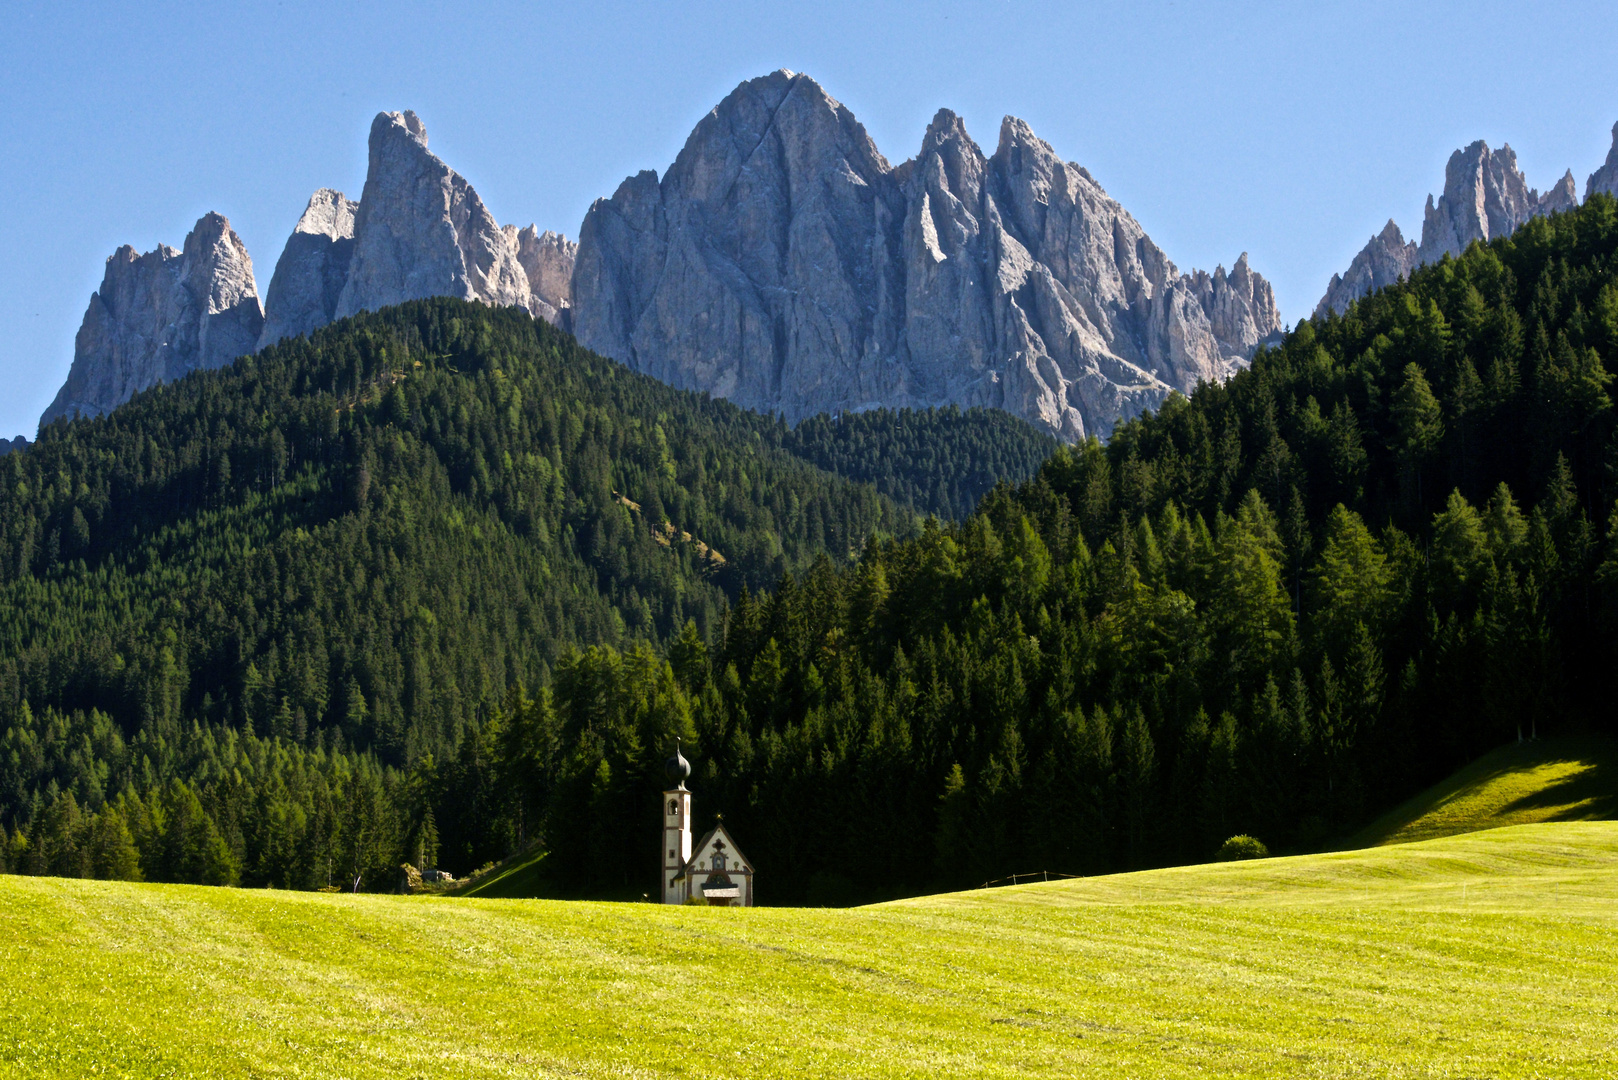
[3,822,1616,1078]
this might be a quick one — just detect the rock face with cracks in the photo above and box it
[42,212,263,428]
[263,111,574,340]
[1319,140,1583,317]
[507,225,576,327]
[572,71,1278,440]
[1587,123,1618,201]
[335,111,532,321]
[1315,220,1420,319]
[257,188,358,350]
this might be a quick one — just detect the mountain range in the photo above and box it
[1315,123,1618,318]
[29,73,1618,443]
[36,72,1279,442]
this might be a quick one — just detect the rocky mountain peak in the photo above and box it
[1319,134,1589,317]
[916,109,986,199]
[258,111,572,344]
[1587,122,1618,200]
[378,109,428,149]
[292,188,358,239]
[1418,140,1531,263]
[573,73,1279,440]
[1541,170,1579,215]
[335,109,531,321]
[1315,219,1419,319]
[257,189,359,349]
[508,225,576,326]
[41,213,263,428]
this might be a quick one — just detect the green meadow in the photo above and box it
[4,822,1616,1078]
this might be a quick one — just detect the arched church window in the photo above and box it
[668,799,678,816]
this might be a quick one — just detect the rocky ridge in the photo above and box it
[1317,141,1582,317]
[573,71,1280,440]
[41,213,263,427]
[48,111,577,431]
[1315,220,1419,321]
[257,188,358,350]
[276,111,574,338]
[1588,123,1618,200]
[335,111,532,322]
[0,436,26,457]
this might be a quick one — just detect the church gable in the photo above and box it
[685,824,753,905]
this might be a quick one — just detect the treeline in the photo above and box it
[481,195,1618,901]
[784,407,1057,521]
[7,195,1618,900]
[0,299,1046,889]
[0,701,418,889]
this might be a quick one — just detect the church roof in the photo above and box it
[683,822,753,875]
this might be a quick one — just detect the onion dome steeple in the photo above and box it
[664,738,691,790]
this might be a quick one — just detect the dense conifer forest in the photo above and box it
[5,195,1618,901]
[0,300,1040,890]
[784,407,1057,522]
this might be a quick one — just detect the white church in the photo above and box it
[661,740,755,907]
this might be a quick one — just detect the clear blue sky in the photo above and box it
[4,0,1617,440]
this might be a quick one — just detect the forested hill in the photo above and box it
[784,407,1057,521]
[0,299,950,886]
[678,193,1618,899]
[9,196,1618,904]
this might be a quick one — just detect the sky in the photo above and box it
[3,0,1617,440]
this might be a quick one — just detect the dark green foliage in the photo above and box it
[539,195,1618,903]
[8,196,1618,902]
[785,407,1058,520]
[0,299,918,886]
[1215,835,1270,861]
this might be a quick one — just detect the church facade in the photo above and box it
[661,741,755,906]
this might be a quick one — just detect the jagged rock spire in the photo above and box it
[572,71,1279,441]
[1318,137,1585,318]
[42,213,263,429]
[1588,122,1618,200]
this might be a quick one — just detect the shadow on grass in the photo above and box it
[1347,736,1618,848]
[1497,761,1618,820]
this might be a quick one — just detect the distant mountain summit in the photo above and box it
[41,212,263,428]
[269,110,574,348]
[1316,139,1586,318]
[256,188,357,350]
[1587,123,1618,200]
[575,71,1280,440]
[44,111,575,430]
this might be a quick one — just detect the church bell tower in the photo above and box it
[661,739,693,904]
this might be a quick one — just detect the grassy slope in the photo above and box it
[1348,736,1618,848]
[4,823,1617,1078]
[450,848,550,899]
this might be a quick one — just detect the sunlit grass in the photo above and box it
[1349,736,1618,847]
[3,822,1616,1077]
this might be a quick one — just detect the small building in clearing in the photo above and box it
[661,741,755,907]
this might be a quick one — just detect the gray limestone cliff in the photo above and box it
[41,212,263,428]
[258,111,573,344]
[572,71,1278,440]
[507,225,576,326]
[1587,123,1618,200]
[257,188,358,349]
[1315,220,1419,319]
[1319,142,1582,317]
[335,111,531,321]
[1417,142,1569,264]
